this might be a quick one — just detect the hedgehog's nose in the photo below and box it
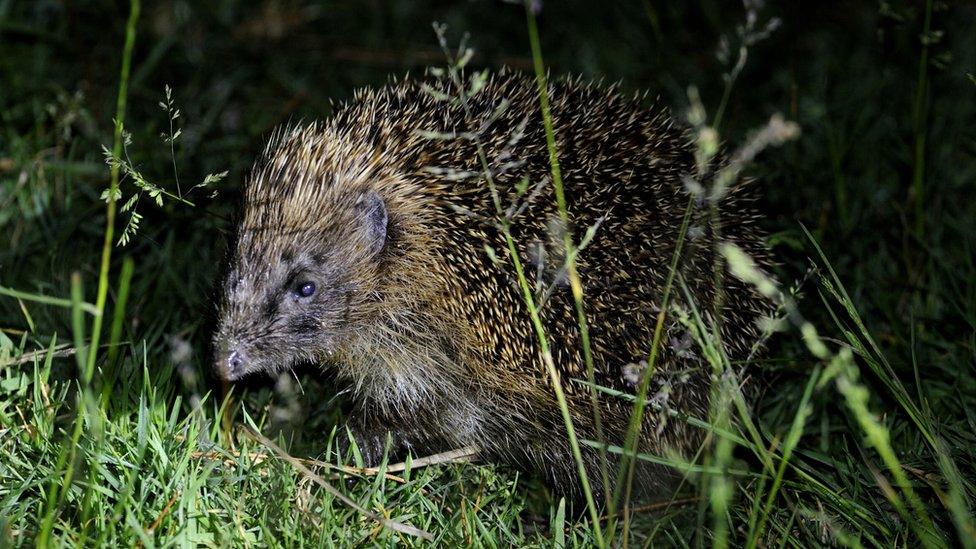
[216,339,247,380]
[226,350,245,377]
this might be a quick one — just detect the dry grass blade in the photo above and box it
[199,442,476,468]
[381,445,479,473]
[243,427,435,541]
[0,343,123,369]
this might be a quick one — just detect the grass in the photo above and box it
[2,0,976,547]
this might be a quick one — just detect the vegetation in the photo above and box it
[1,0,974,546]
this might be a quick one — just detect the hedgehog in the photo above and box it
[213,70,772,499]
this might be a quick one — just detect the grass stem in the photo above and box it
[524,0,613,525]
[85,0,140,382]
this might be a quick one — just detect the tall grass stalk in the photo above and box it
[85,0,139,381]
[433,22,605,544]
[523,0,613,521]
[35,3,139,544]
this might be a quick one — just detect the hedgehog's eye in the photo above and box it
[293,281,316,298]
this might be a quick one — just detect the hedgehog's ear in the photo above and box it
[356,190,388,255]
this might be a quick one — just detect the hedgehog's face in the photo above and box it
[213,189,388,381]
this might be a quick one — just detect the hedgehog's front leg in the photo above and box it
[339,408,439,467]
[338,411,400,466]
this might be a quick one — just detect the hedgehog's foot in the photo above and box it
[336,421,400,467]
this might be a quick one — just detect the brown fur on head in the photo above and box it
[214,125,423,384]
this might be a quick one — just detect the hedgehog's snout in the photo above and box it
[224,349,247,380]
[214,335,248,381]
